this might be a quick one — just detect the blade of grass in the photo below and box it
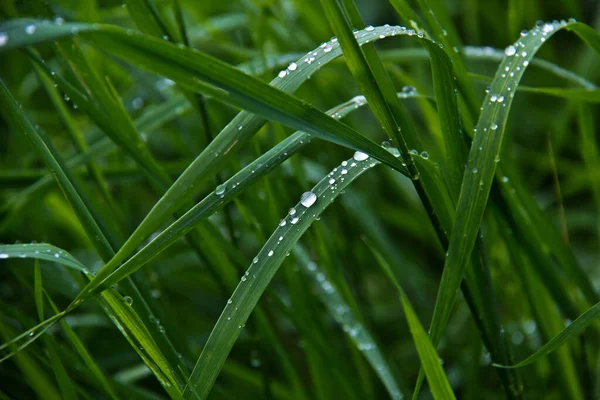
[365,240,456,400]
[294,245,403,399]
[181,149,386,399]
[427,19,600,366]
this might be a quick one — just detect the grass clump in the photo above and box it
[1,0,600,399]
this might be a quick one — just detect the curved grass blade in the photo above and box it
[182,151,386,399]
[0,79,114,261]
[428,19,600,357]
[365,241,456,400]
[0,244,183,398]
[77,92,421,301]
[294,246,403,400]
[0,19,405,173]
[493,301,600,369]
[380,46,597,89]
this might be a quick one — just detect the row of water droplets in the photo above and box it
[471,20,569,182]
[220,150,377,330]
[274,24,445,84]
[0,17,68,47]
[302,257,402,399]
[0,243,68,261]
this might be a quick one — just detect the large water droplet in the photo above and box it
[353,151,369,161]
[25,24,36,35]
[300,191,317,208]
[215,184,226,196]
[504,45,516,56]
[288,62,298,71]
[123,296,133,306]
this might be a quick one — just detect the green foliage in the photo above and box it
[1,1,599,399]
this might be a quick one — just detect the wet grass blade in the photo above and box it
[494,301,600,369]
[366,241,456,400]
[294,246,403,400]
[0,79,114,260]
[0,19,406,173]
[182,150,384,399]
[427,19,600,358]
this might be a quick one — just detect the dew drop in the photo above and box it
[0,33,7,46]
[215,184,226,196]
[291,217,300,225]
[402,85,416,94]
[502,176,509,183]
[253,257,259,264]
[329,178,336,184]
[300,191,317,208]
[353,151,369,161]
[288,62,298,71]
[420,151,429,159]
[268,250,274,257]
[123,296,133,306]
[542,23,554,34]
[472,167,479,174]
[227,298,233,304]
[504,45,516,56]
[289,208,296,216]
[0,253,8,259]
[341,169,348,175]
[25,24,36,35]
[278,70,287,78]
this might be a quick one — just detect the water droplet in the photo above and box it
[329,178,336,184]
[0,253,8,259]
[353,151,369,161]
[54,253,60,258]
[253,257,259,264]
[0,33,7,46]
[472,167,478,174]
[279,219,287,227]
[278,70,287,78]
[288,62,298,71]
[300,191,317,208]
[25,24,36,35]
[291,217,300,225]
[268,250,274,257]
[491,123,498,130]
[420,151,429,159]
[502,176,509,183]
[402,85,416,94]
[504,45,516,56]
[227,298,233,304]
[341,169,348,175]
[342,160,348,166]
[542,23,554,34]
[289,208,296,216]
[123,296,133,306]
[55,17,65,25]
[215,184,226,196]
[365,25,375,32]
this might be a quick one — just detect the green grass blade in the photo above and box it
[76,92,418,301]
[294,246,404,400]
[0,80,114,260]
[0,19,406,173]
[366,241,456,400]
[494,301,600,369]
[182,150,385,399]
[428,20,600,353]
